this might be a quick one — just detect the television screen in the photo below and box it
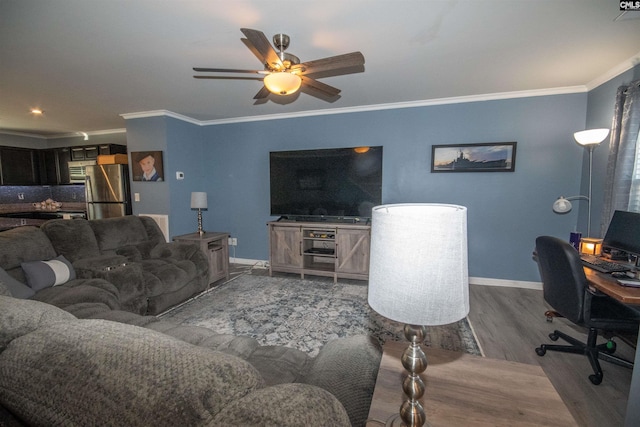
[270,146,383,219]
[602,210,640,258]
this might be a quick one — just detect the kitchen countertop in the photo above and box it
[0,218,47,231]
[0,202,86,214]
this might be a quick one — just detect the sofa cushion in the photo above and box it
[31,278,121,317]
[0,226,57,272]
[21,255,76,290]
[40,219,101,262]
[0,267,34,299]
[0,296,76,352]
[89,216,161,254]
[0,320,265,426]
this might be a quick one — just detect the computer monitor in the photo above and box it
[602,210,640,260]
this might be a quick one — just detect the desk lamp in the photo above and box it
[190,192,207,236]
[368,203,469,427]
[553,128,609,247]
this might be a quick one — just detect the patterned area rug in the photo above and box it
[160,272,482,357]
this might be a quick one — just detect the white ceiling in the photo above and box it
[1,0,639,138]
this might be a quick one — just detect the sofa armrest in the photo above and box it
[73,255,129,279]
[150,242,209,272]
[302,335,382,427]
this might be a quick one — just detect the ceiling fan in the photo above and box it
[193,28,365,102]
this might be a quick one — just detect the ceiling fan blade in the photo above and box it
[193,67,265,74]
[300,76,341,97]
[293,52,365,76]
[240,28,283,70]
[253,86,271,100]
[241,38,266,65]
[194,75,263,81]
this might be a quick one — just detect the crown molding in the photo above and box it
[120,110,201,125]
[585,50,640,91]
[122,86,587,128]
[48,128,127,139]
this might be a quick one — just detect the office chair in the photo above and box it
[534,235,639,385]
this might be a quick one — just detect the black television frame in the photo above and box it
[269,146,383,222]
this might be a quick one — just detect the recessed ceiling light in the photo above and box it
[30,108,44,115]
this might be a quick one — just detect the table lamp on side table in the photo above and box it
[368,203,470,427]
[190,192,207,236]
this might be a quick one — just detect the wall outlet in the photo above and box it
[228,237,237,246]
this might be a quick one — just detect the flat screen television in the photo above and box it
[270,146,383,220]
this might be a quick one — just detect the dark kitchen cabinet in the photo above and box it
[38,148,73,185]
[99,144,127,155]
[38,149,59,185]
[0,143,127,185]
[0,147,39,185]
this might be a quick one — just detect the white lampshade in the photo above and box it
[368,203,469,326]
[190,192,207,209]
[573,128,610,146]
[263,72,302,95]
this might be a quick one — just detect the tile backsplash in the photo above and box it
[0,185,86,204]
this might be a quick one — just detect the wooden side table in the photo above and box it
[366,340,576,426]
[173,231,230,285]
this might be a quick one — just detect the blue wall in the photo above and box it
[125,93,587,283]
[122,63,640,284]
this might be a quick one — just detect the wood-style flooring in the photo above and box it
[229,264,636,426]
[468,284,636,427]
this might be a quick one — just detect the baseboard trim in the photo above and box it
[231,258,543,290]
[469,276,542,290]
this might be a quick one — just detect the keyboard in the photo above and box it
[580,254,630,273]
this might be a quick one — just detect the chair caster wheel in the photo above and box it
[549,332,559,341]
[605,340,617,353]
[535,347,546,356]
[589,374,602,385]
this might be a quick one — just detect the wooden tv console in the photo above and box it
[267,220,371,283]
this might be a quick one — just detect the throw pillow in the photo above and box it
[21,255,76,291]
[0,267,35,299]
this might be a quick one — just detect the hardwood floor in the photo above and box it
[229,264,636,426]
[468,284,636,427]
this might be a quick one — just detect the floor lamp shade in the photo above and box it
[368,203,469,326]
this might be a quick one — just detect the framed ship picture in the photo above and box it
[431,142,517,172]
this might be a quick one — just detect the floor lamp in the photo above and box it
[190,192,207,236]
[368,203,470,427]
[552,129,609,245]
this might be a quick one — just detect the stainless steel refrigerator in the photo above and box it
[85,164,132,219]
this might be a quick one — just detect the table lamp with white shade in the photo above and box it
[190,192,208,236]
[368,203,469,427]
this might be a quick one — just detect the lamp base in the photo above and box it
[196,209,205,236]
[385,413,432,427]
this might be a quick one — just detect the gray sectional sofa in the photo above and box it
[0,216,382,426]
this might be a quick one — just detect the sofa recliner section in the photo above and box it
[39,215,209,315]
[0,217,383,426]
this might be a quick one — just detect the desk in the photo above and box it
[366,341,576,426]
[583,266,640,426]
[584,268,640,305]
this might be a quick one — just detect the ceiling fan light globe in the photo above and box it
[264,72,301,95]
